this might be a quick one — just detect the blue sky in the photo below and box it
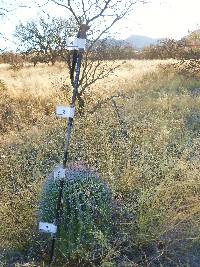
[1,0,200,50]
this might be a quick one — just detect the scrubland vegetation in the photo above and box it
[0,59,200,266]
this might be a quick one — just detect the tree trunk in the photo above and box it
[77,94,85,116]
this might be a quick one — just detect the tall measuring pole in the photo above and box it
[38,24,89,266]
[50,24,89,265]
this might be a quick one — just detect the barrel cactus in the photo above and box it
[38,164,112,262]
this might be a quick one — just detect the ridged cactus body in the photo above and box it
[39,165,112,258]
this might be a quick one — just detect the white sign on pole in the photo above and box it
[54,167,66,181]
[67,37,78,50]
[39,222,57,234]
[56,106,75,118]
[77,38,86,50]
[67,37,86,50]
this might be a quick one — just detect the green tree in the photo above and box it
[14,16,77,65]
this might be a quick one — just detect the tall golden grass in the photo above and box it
[0,60,200,266]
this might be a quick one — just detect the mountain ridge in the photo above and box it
[125,34,162,49]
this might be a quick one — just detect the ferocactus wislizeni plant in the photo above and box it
[39,163,112,260]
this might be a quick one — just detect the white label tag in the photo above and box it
[56,106,75,118]
[77,38,86,50]
[67,37,86,50]
[54,167,65,181]
[67,37,78,50]
[39,222,57,234]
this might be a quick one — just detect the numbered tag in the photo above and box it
[54,167,65,181]
[67,37,78,50]
[56,106,75,118]
[67,37,86,50]
[39,222,57,234]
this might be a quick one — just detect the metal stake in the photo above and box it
[48,24,89,265]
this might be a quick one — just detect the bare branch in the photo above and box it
[51,0,81,24]
[86,0,112,24]
[0,4,32,15]
[87,16,119,51]
[81,0,87,22]
[89,93,128,114]
[79,61,120,96]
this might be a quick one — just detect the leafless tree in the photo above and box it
[50,0,146,113]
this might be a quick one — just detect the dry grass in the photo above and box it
[0,60,200,266]
[0,60,173,96]
[0,63,67,96]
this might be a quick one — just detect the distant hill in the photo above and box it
[125,35,162,49]
[100,35,163,50]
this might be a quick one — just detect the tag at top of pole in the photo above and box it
[66,24,90,51]
[67,37,86,50]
